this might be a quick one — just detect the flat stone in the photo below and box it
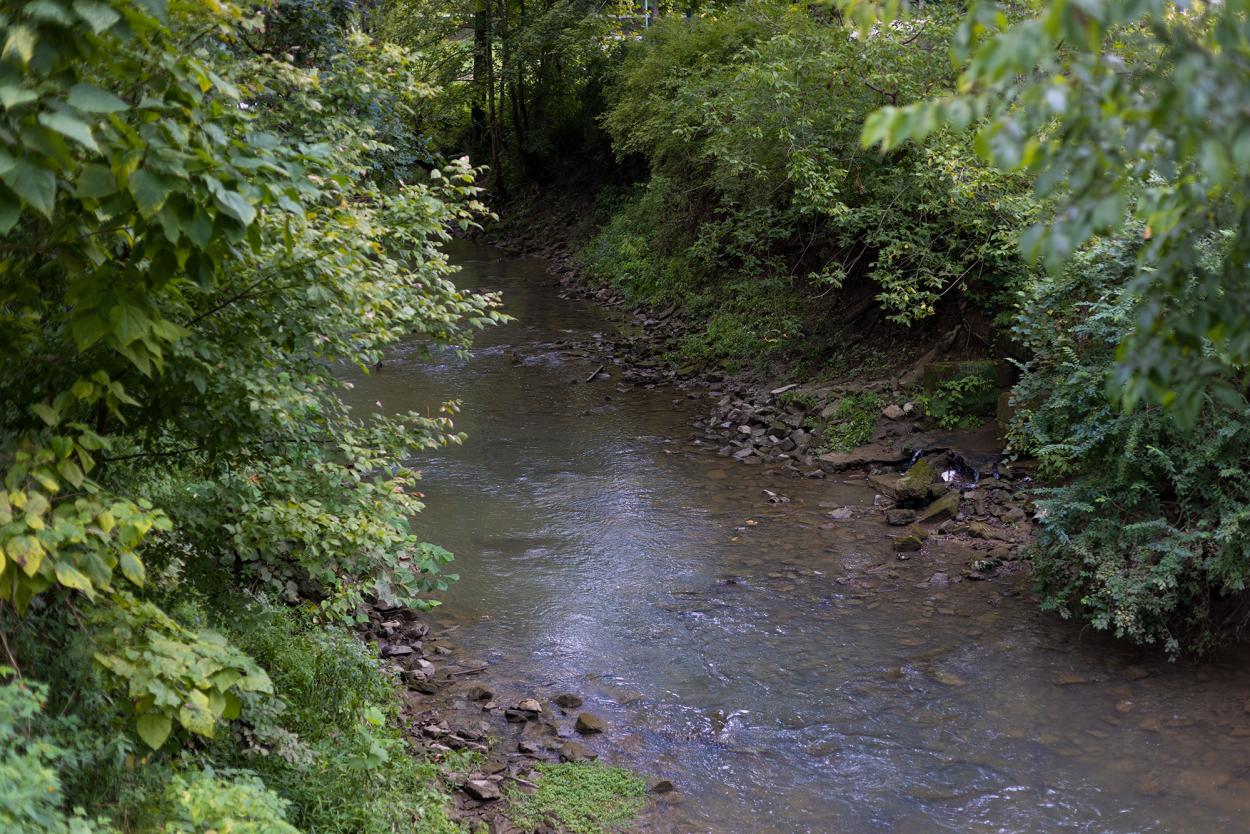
[558,740,598,762]
[517,698,542,712]
[826,507,854,521]
[382,644,414,657]
[464,779,501,801]
[554,693,583,709]
[918,491,960,525]
[883,404,905,420]
[885,508,916,526]
[575,712,607,734]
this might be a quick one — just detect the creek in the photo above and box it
[343,240,1250,834]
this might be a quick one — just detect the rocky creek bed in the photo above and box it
[341,239,1250,834]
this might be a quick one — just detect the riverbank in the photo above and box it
[350,239,1250,833]
[476,196,1038,585]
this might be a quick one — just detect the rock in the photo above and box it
[892,524,929,552]
[575,712,607,734]
[517,698,542,713]
[826,507,854,521]
[1002,506,1028,524]
[895,458,938,504]
[918,491,959,525]
[885,508,916,526]
[554,693,583,709]
[518,740,543,755]
[883,404,905,420]
[893,533,924,553]
[770,383,798,395]
[464,779,501,801]
[504,709,530,723]
[928,572,949,587]
[558,740,598,762]
[647,778,676,794]
[382,643,414,657]
[464,685,494,701]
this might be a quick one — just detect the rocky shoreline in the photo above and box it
[481,223,1039,584]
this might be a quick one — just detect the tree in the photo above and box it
[853,0,1250,424]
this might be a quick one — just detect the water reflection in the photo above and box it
[341,241,1250,834]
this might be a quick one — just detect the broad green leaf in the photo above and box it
[6,535,44,576]
[2,159,56,217]
[72,0,120,32]
[0,196,19,235]
[119,551,145,586]
[128,169,171,217]
[54,563,94,592]
[108,302,151,346]
[0,82,38,110]
[135,713,171,749]
[30,403,58,425]
[222,691,242,721]
[67,83,128,113]
[214,189,256,226]
[2,26,36,67]
[75,164,117,198]
[69,312,109,349]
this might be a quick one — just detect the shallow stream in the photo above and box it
[343,241,1250,834]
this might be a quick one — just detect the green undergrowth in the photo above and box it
[506,762,646,834]
[807,392,882,453]
[2,597,465,834]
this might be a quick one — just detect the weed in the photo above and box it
[506,762,645,834]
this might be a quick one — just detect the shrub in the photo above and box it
[1010,232,1250,655]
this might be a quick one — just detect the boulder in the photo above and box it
[463,779,501,801]
[516,698,542,713]
[575,712,607,734]
[882,404,905,420]
[892,524,930,552]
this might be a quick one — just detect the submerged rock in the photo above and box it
[554,693,583,709]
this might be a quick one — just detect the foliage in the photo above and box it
[916,375,992,429]
[807,391,881,453]
[0,0,499,827]
[594,2,1036,337]
[157,768,300,834]
[0,671,115,834]
[1010,231,1250,655]
[855,0,1250,423]
[506,762,646,834]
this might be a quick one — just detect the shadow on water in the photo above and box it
[341,240,1250,834]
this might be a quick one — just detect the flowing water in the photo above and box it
[343,241,1250,834]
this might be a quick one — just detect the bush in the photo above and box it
[1010,232,1250,655]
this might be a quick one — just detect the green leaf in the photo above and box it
[67,83,128,113]
[75,164,117,198]
[2,159,56,218]
[108,303,150,346]
[119,551,145,586]
[214,189,256,226]
[72,0,120,32]
[135,713,171,749]
[128,169,170,217]
[222,691,242,720]
[54,563,94,593]
[0,195,19,235]
[6,535,44,576]
[3,26,37,67]
[0,82,38,110]
[30,403,59,426]
[69,312,108,349]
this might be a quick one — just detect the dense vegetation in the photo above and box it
[0,0,503,830]
[373,0,1250,656]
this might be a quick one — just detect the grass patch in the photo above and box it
[808,391,882,452]
[506,762,646,834]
